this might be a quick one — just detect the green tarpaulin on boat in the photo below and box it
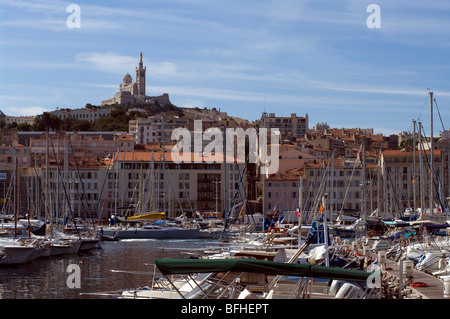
[154,258,375,283]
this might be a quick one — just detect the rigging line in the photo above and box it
[48,137,81,238]
[311,161,331,221]
[222,158,248,233]
[177,165,194,215]
[267,177,301,212]
[338,144,363,217]
[434,98,446,133]
[168,179,185,216]
[236,165,250,213]
[385,168,402,218]
[31,158,44,217]
[302,166,317,222]
[417,94,430,123]
[304,159,333,222]
[418,125,445,208]
[96,152,115,219]
[68,139,93,221]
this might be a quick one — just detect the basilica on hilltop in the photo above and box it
[101,52,170,106]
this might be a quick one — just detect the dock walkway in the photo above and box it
[384,259,447,299]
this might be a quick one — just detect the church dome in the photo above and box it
[123,73,132,85]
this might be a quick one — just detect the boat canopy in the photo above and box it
[154,258,375,283]
[127,212,165,221]
[382,221,410,227]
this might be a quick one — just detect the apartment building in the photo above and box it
[0,132,31,166]
[50,107,111,123]
[44,160,104,220]
[2,115,35,126]
[263,156,381,223]
[29,132,126,159]
[380,149,445,213]
[129,115,190,144]
[263,171,302,217]
[101,151,246,219]
[260,112,309,139]
[305,158,380,220]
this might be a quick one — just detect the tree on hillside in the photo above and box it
[32,112,61,131]
[72,120,92,131]
[17,122,33,131]
[93,115,128,131]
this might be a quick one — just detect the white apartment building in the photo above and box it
[129,115,190,144]
[50,108,111,123]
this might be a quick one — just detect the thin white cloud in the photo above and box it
[151,62,179,78]
[1,0,65,13]
[150,85,413,111]
[0,105,50,117]
[75,52,136,74]
[75,52,182,79]
[0,18,66,30]
[318,84,450,97]
[268,0,305,21]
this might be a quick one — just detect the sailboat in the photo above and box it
[0,158,40,265]
[102,114,200,240]
[397,93,450,272]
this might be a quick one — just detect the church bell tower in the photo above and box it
[136,52,146,97]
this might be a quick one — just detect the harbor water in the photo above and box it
[0,239,217,299]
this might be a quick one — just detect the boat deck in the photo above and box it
[385,259,447,299]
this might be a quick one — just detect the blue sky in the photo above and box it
[0,0,449,136]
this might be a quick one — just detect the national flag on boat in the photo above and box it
[319,202,324,214]
[295,206,301,218]
[275,212,285,226]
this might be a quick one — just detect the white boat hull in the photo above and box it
[50,241,81,256]
[0,245,38,265]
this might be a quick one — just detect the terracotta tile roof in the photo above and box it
[113,151,244,163]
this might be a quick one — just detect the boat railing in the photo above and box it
[182,271,263,299]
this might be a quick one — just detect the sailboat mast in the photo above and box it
[430,92,434,217]
[298,174,303,248]
[322,193,329,267]
[413,119,417,215]
[377,148,381,218]
[46,130,53,237]
[362,133,366,232]
[162,113,166,215]
[14,156,18,239]
[419,122,425,217]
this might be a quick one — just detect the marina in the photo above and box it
[1,0,450,309]
[1,207,450,301]
[1,77,450,302]
[0,238,210,299]
[384,258,447,299]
